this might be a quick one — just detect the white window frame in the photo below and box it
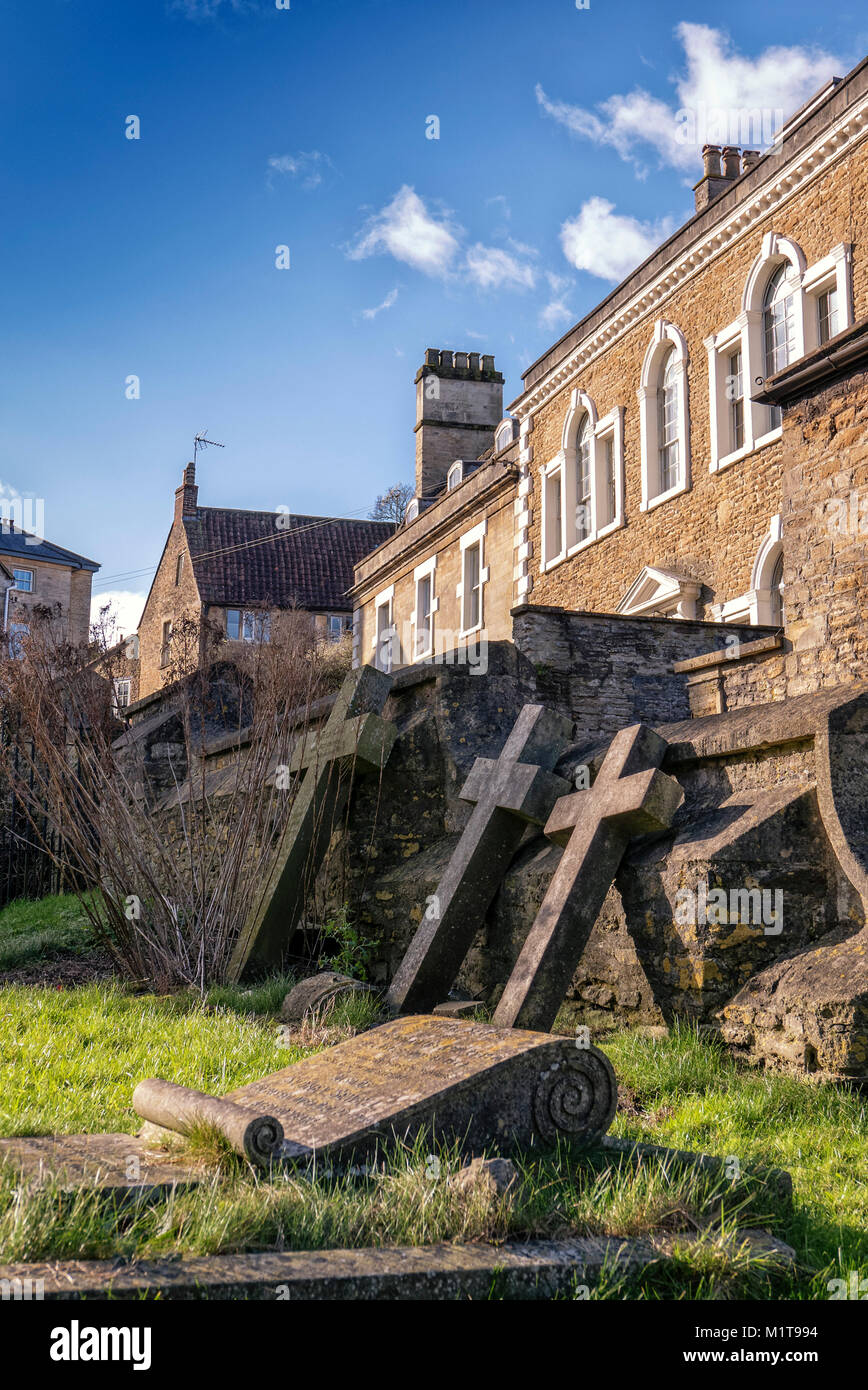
[457,519,488,638]
[446,461,463,491]
[371,583,395,672]
[638,320,691,511]
[743,232,806,446]
[802,244,852,351]
[411,555,438,661]
[404,499,419,523]
[112,677,132,711]
[540,395,625,573]
[539,454,565,570]
[12,568,33,592]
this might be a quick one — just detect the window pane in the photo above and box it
[416,575,432,655]
[728,349,744,452]
[464,543,481,629]
[818,287,838,344]
[576,417,592,540]
[658,352,680,493]
[12,569,32,592]
[226,609,241,640]
[604,437,616,525]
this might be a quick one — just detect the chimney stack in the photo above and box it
[693,143,744,212]
[414,349,504,498]
[174,462,199,523]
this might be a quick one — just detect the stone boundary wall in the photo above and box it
[510,604,781,742]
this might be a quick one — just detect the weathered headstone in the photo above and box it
[494,724,683,1033]
[387,704,573,1014]
[134,1015,618,1163]
[227,665,396,982]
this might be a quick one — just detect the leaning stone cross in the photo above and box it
[387,704,573,1014]
[227,665,396,982]
[493,723,683,1033]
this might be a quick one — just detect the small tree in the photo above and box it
[369,482,414,526]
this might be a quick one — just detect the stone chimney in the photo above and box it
[174,462,198,523]
[693,144,743,212]
[741,149,761,174]
[414,349,504,498]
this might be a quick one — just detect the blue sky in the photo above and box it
[0,0,862,634]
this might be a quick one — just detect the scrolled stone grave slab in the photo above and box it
[280,972,374,1024]
[135,1016,618,1163]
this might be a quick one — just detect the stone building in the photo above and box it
[134,463,393,700]
[352,59,868,708]
[0,523,99,648]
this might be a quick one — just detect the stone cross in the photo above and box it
[227,665,396,982]
[493,723,683,1033]
[387,704,573,1014]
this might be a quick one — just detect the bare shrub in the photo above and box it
[0,608,352,991]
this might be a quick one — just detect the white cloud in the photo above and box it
[361,287,399,320]
[346,186,461,278]
[539,299,574,332]
[90,591,146,642]
[537,24,844,173]
[560,197,675,282]
[464,243,536,291]
[268,151,334,190]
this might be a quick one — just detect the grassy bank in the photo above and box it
[0,893,864,1299]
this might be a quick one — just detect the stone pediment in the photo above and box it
[617,566,702,620]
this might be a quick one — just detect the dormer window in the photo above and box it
[404,499,419,524]
[494,418,517,452]
[447,461,463,490]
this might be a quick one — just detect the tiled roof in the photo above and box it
[183,508,394,611]
[0,525,100,571]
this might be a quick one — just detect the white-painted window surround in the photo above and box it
[411,555,438,660]
[540,391,625,570]
[457,519,488,636]
[638,321,691,511]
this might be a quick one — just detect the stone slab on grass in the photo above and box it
[0,1133,205,1201]
[220,1014,618,1160]
[0,1230,795,1300]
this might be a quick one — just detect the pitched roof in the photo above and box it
[0,524,100,572]
[183,508,394,611]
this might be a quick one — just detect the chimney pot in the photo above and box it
[702,144,722,179]
[742,149,760,173]
[174,461,199,523]
[721,145,741,179]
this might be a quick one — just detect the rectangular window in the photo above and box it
[175,553,185,586]
[543,468,563,562]
[728,349,744,452]
[601,435,616,528]
[327,614,347,643]
[12,569,33,592]
[375,600,393,672]
[462,541,482,632]
[817,287,839,344]
[415,574,433,658]
[226,609,241,640]
[160,620,172,667]
[242,611,270,643]
[113,678,131,711]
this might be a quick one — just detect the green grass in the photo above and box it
[0,894,98,970]
[0,899,865,1298]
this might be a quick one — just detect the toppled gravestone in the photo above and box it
[133,1015,618,1164]
[280,972,374,1024]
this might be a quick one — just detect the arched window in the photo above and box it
[404,498,419,523]
[447,461,463,490]
[763,265,797,429]
[575,414,592,542]
[638,321,690,510]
